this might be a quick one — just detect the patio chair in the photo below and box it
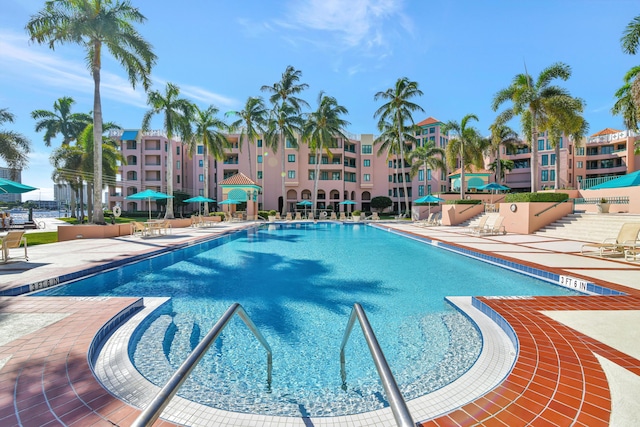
[307,212,315,220]
[468,215,489,234]
[481,215,506,235]
[1,230,28,262]
[581,222,640,257]
[285,212,292,221]
[295,212,302,220]
[339,212,347,221]
[130,221,147,237]
[414,213,434,227]
[330,212,337,220]
[275,212,281,220]
[429,213,442,226]
[371,212,380,221]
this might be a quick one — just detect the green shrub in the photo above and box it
[269,210,277,216]
[599,197,608,204]
[504,192,569,203]
[352,210,362,216]
[257,210,270,220]
[444,199,482,205]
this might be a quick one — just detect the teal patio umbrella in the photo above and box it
[218,199,241,205]
[476,182,509,203]
[338,200,356,213]
[0,178,37,194]
[184,196,216,215]
[126,189,174,219]
[297,200,312,216]
[414,194,444,217]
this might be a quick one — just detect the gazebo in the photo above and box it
[448,166,492,192]
[219,173,262,220]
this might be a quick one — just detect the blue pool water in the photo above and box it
[37,223,578,417]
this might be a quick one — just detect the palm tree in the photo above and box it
[374,119,418,213]
[442,114,484,199]
[621,14,640,108]
[261,66,309,213]
[302,92,350,214]
[261,65,310,112]
[488,159,515,181]
[226,97,268,180]
[188,104,229,214]
[492,62,573,192]
[264,103,304,214]
[142,82,193,219]
[407,139,445,196]
[32,96,92,217]
[27,0,156,224]
[374,77,424,216]
[51,121,122,222]
[541,96,589,189]
[0,108,31,178]
[485,122,520,184]
[612,66,640,152]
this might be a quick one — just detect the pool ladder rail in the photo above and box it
[131,303,272,427]
[341,303,416,427]
[132,302,415,427]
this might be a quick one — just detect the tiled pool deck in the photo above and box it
[1,220,639,426]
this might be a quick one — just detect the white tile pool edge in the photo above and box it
[92,296,516,426]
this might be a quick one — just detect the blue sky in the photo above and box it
[1,0,638,200]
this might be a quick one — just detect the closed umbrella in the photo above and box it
[126,189,174,220]
[414,194,444,218]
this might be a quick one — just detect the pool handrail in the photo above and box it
[131,302,273,427]
[340,303,415,427]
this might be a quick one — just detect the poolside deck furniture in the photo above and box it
[130,221,148,237]
[468,215,489,234]
[275,212,281,220]
[330,212,337,220]
[481,215,506,235]
[1,230,28,262]
[414,213,435,227]
[581,222,640,257]
[295,212,302,220]
[339,212,346,221]
[307,212,314,220]
[625,243,640,261]
[285,212,292,221]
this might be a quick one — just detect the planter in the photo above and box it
[352,215,361,222]
[597,203,610,214]
[268,216,277,222]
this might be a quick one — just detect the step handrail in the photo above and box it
[340,303,415,427]
[534,198,574,217]
[132,303,272,427]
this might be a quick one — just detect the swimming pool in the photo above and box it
[37,223,578,417]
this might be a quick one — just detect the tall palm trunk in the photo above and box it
[313,144,321,214]
[78,178,84,223]
[530,107,539,192]
[246,134,254,180]
[495,147,502,184]
[87,182,94,222]
[397,120,410,216]
[70,190,77,218]
[92,45,105,224]
[165,132,175,218]
[280,131,287,214]
[554,143,561,189]
[203,144,210,215]
[460,151,466,200]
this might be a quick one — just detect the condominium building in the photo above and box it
[108,118,451,215]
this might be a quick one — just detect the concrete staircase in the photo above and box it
[534,213,640,243]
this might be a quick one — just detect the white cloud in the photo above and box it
[0,30,148,108]
[284,0,411,49]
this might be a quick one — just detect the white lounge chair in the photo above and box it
[581,223,640,257]
[481,215,506,235]
[468,216,489,234]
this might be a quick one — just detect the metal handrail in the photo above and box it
[340,303,415,427]
[132,303,272,427]
[534,198,573,217]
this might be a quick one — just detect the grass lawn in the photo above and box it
[26,232,58,246]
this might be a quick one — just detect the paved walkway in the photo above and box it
[0,221,639,426]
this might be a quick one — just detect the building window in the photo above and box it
[364,174,371,182]
[176,175,180,184]
[559,137,563,149]
[577,161,583,168]
[197,145,204,155]
[199,174,204,182]
[257,139,263,147]
[541,155,548,166]
[538,139,545,151]
[288,170,295,179]
[333,172,341,180]
[199,159,203,167]
[427,169,432,180]
[550,154,556,165]
[418,185,424,196]
[430,127,435,134]
[388,189,392,197]
[199,189,204,196]
[309,171,315,180]
[427,184,432,194]
[286,138,295,148]
[388,175,393,182]
[541,170,549,181]
[288,154,296,162]
[418,170,424,181]
[363,159,370,167]
[361,144,372,154]
[176,146,181,155]
[176,160,180,170]
[576,147,585,156]
[550,169,556,182]
[388,160,393,168]
[257,171,263,179]
[257,155,263,164]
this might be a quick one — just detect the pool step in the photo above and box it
[535,213,640,242]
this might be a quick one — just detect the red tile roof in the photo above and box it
[219,172,258,186]
[416,117,442,127]
[590,128,621,137]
